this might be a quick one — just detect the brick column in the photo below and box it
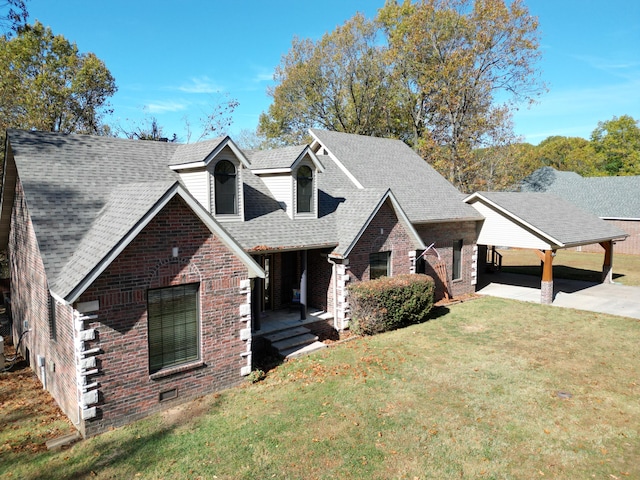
[335,261,350,331]
[540,249,554,305]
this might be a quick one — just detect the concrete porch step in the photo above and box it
[281,341,328,360]
[271,332,318,352]
[262,326,311,344]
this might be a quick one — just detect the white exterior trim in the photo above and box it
[464,192,566,247]
[63,183,264,304]
[309,130,364,189]
[339,189,426,259]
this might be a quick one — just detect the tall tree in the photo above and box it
[590,115,640,175]
[379,0,544,192]
[532,135,599,175]
[260,1,545,192]
[0,21,116,135]
[259,13,400,146]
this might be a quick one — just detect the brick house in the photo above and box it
[1,128,482,436]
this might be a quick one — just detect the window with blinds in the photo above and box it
[369,251,391,280]
[148,283,200,374]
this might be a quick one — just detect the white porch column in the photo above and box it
[300,250,307,320]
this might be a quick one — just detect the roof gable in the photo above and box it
[309,129,483,223]
[246,145,325,174]
[169,136,250,170]
[465,191,628,249]
[3,130,263,305]
[333,188,425,258]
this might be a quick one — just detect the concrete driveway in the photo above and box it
[476,272,640,320]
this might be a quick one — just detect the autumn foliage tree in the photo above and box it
[0,21,116,136]
[259,13,400,146]
[260,0,545,192]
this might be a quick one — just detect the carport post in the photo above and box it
[537,249,554,305]
[600,240,613,284]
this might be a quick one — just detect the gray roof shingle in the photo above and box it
[244,145,309,170]
[309,129,483,223]
[474,191,628,246]
[520,167,640,219]
[169,136,227,166]
[4,128,483,298]
[6,129,180,298]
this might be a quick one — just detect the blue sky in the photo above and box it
[26,0,640,145]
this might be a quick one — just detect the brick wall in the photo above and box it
[415,221,478,299]
[76,196,250,437]
[573,219,640,256]
[307,248,333,312]
[347,200,415,281]
[9,177,80,428]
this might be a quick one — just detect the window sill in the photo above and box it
[214,214,242,223]
[150,360,205,380]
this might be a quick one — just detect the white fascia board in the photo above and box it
[175,186,264,278]
[209,137,251,168]
[169,160,207,171]
[563,235,629,249]
[308,130,363,189]
[465,193,566,248]
[170,137,251,171]
[290,146,326,173]
[64,184,264,304]
[50,290,68,306]
[251,168,292,175]
[342,189,426,259]
[386,190,426,250]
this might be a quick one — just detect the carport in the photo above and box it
[464,192,629,304]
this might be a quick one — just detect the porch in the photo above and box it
[252,308,335,360]
[253,307,334,335]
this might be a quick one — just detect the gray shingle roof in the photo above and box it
[169,136,227,166]
[6,129,180,298]
[53,181,178,298]
[333,188,393,257]
[474,191,628,247]
[224,168,338,252]
[520,167,640,219]
[244,145,308,170]
[4,127,483,298]
[309,129,483,223]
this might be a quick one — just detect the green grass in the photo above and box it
[2,296,640,479]
[498,248,640,286]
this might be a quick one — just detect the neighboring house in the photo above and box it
[1,128,481,436]
[520,167,640,254]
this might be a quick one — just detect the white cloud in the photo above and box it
[145,101,189,114]
[176,76,223,94]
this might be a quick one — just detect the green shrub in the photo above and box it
[348,274,435,336]
[247,369,266,383]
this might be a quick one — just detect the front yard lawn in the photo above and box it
[2,296,639,479]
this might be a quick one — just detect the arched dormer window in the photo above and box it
[214,160,237,215]
[296,165,313,214]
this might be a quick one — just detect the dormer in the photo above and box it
[248,145,325,219]
[169,136,250,222]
